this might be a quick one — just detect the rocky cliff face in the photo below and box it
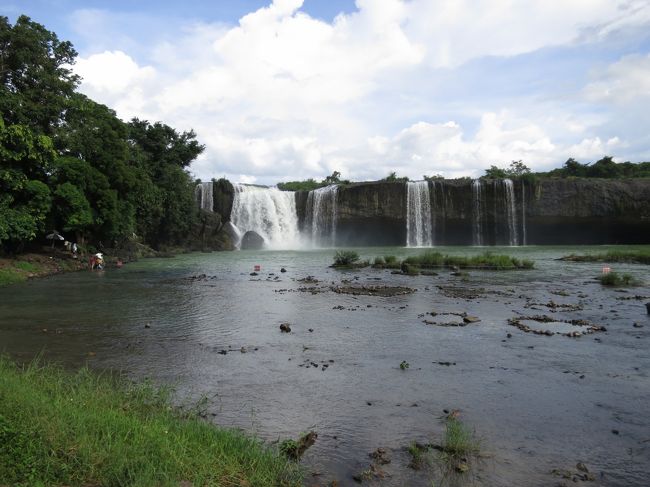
[188,210,234,251]
[332,181,407,246]
[212,179,234,219]
[212,178,650,246]
[189,178,235,251]
[526,178,650,244]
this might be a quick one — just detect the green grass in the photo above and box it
[0,357,302,487]
[13,261,40,272]
[598,271,642,287]
[0,259,50,286]
[562,248,650,264]
[0,268,27,286]
[407,442,431,470]
[373,251,534,271]
[438,417,481,474]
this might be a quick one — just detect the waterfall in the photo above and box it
[195,182,213,212]
[230,184,301,249]
[502,179,519,246]
[305,185,339,247]
[406,181,433,247]
[472,179,483,246]
[521,182,527,246]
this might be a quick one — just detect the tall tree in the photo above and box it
[0,15,79,135]
[0,118,53,251]
[127,119,205,247]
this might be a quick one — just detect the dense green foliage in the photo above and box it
[483,160,531,179]
[280,155,649,190]
[277,178,323,191]
[0,15,204,253]
[544,156,650,179]
[372,251,534,270]
[0,357,302,486]
[561,248,650,265]
[382,171,409,182]
[277,170,350,191]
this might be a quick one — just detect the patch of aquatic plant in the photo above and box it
[333,250,359,266]
[383,255,399,265]
[401,262,421,275]
[598,271,642,287]
[372,251,533,270]
[0,356,302,486]
[561,249,650,264]
[438,415,481,475]
[332,250,369,268]
[279,431,317,461]
[407,441,432,470]
[371,255,402,269]
[400,360,410,370]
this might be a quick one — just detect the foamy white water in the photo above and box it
[230,184,301,249]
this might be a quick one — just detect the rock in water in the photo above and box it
[240,230,265,250]
[463,315,481,324]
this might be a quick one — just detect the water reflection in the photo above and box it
[1,246,649,486]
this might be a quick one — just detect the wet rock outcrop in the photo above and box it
[189,210,234,251]
[240,230,264,250]
[212,178,235,218]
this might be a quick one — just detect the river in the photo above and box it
[1,246,649,486]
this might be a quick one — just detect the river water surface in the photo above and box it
[1,246,649,486]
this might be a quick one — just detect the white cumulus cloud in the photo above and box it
[72,0,650,183]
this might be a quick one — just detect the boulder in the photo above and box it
[240,231,265,250]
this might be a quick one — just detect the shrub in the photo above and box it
[333,250,360,267]
[598,271,641,286]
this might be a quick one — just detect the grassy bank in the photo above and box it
[561,248,650,264]
[0,255,72,286]
[374,251,534,271]
[0,357,302,486]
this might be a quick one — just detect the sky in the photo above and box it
[5,0,650,184]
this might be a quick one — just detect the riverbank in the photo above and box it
[0,356,302,486]
[0,252,87,286]
[0,242,173,287]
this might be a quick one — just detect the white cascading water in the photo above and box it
[406,181,433,247]
[521,182,527,246]
[305,185,339,247]
[502,179,519,246]
[472,179,483,246]
[230,184,301,249]
[195,182,213,212]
